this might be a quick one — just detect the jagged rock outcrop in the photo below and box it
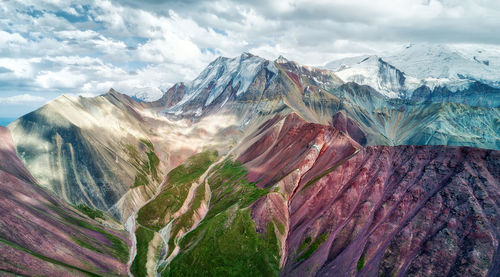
[411,82,500,107]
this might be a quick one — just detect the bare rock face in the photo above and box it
[0,127,130,276]
[331,111,367,145]
[151,83,186,108]
[237,113,361,189]
[411,81,500,107]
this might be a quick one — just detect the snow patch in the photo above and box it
[131,87,165,102]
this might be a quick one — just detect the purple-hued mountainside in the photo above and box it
[0,127,129,276]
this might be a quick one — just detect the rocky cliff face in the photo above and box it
[0,127,130,276]
[411,81,500,107]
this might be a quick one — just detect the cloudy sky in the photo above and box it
[1,0,499,118]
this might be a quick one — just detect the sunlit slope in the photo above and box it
[8,90,162,221]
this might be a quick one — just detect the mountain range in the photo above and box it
[1,43,499,276]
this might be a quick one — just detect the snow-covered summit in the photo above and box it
[450,44,500,71]
[180,52,272,107]
[384,43,496,83]
[131,86,166,102]
[326,43,500,98]
[159,52,282,116]
[326,55,415,98]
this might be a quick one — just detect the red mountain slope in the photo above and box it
[237,114,500,277]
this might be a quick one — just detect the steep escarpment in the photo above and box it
[0,127,130,276]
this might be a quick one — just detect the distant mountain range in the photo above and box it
[1,44,499,276]
[325,43,500,106]
[133,43,500,107]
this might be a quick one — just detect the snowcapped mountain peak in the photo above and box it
[384,43,470,79]
[275,55,289,64]
[169,53,268,109]
[131,86,165,102]
[386,43,500,88]
[240,52,255,59]
[325,55,407,98]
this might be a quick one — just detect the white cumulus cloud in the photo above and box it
[0,94,46,104]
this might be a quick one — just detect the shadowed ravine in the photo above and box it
[126,179,166,276]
